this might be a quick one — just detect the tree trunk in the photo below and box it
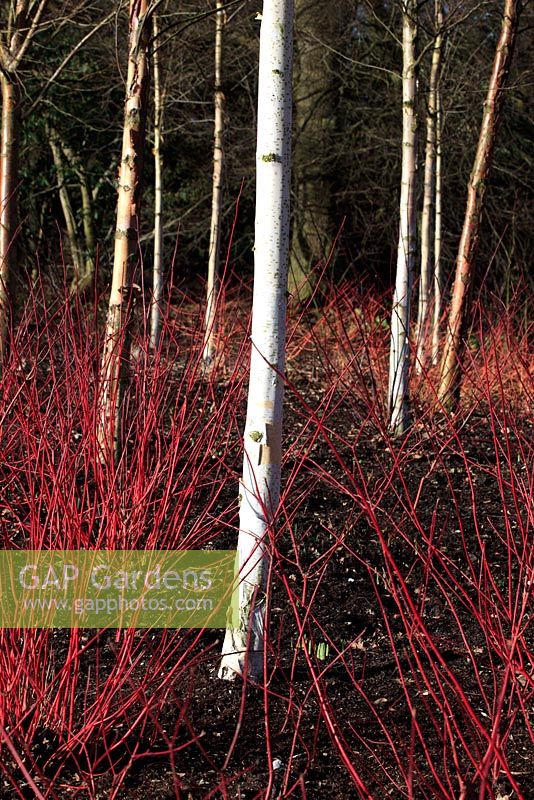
[202,0,225,368]
[60,138,97,294]
[387,0,417,435]
[96,0,150,464]
[48,126,85,287]
[287,0,336,302]
[150,11,163,351]
[431,94,443,366]
[0,73,20,366]
[219,0,294,682]
[438,0,520,410]
[77,168,96,292]
[416,0,443,374]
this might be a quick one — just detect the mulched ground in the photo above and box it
[1,326,532,800]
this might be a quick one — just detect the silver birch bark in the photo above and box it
[96,0,150,464]
[415,0,443,374]
[431,95,443,365]
[150,11,163,351]
[219,0,294,682]
[388,0,417,435]
[202,0,225,368]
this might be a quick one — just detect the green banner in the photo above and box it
[0,551,238,629]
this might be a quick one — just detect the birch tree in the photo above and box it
[202,0,226,368]
[150,11,164,351]
[415,0,444,374]
[96,0,150,463]
[219,0,294,682]
[387,0,417,435]
[431,95,443,365]
[438,0,521,410]
[0,0,50,365]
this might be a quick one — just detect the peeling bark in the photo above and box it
[97,0,150,464]
[438,0,520,410]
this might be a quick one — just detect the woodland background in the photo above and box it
[8,0,534,305]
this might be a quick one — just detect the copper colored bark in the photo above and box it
[97,0,150,463]
[438,0,520,409]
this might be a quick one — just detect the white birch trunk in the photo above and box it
[219,0,294,682]
[0,0,50,365]
[415,0,443,374]
[202,0,225,369]
[96,0,149,464]
[0,74,19,367]
[388,0,417,435]
[150,11,163,351]
[431,94,443,366]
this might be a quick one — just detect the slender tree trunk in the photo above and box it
[60,138,97,293]
[388,0,417,435]
[96,0,150,464]
[202,0,225,368]
[0,0,50,362]
[219,0,294,682]
[431,94,443,366]
[0,73,20,366]
[150,11,163,351]
[77,169,96,291]
[48,126,85,286]
[416,0,443,373]
[438,0,520,410]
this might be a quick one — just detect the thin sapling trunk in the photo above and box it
[387,0,417,435]
[0,73,19,366]
[150,10,164,351]
[416,0,444,374]
[202,0,225,369]
[438,0,520,409]
[431,94,443,366]
[97,0,150,464]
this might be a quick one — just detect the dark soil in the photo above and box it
[1,361,532,800]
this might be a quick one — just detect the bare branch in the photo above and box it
[10,0,48,69]
[26,10,117,115]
